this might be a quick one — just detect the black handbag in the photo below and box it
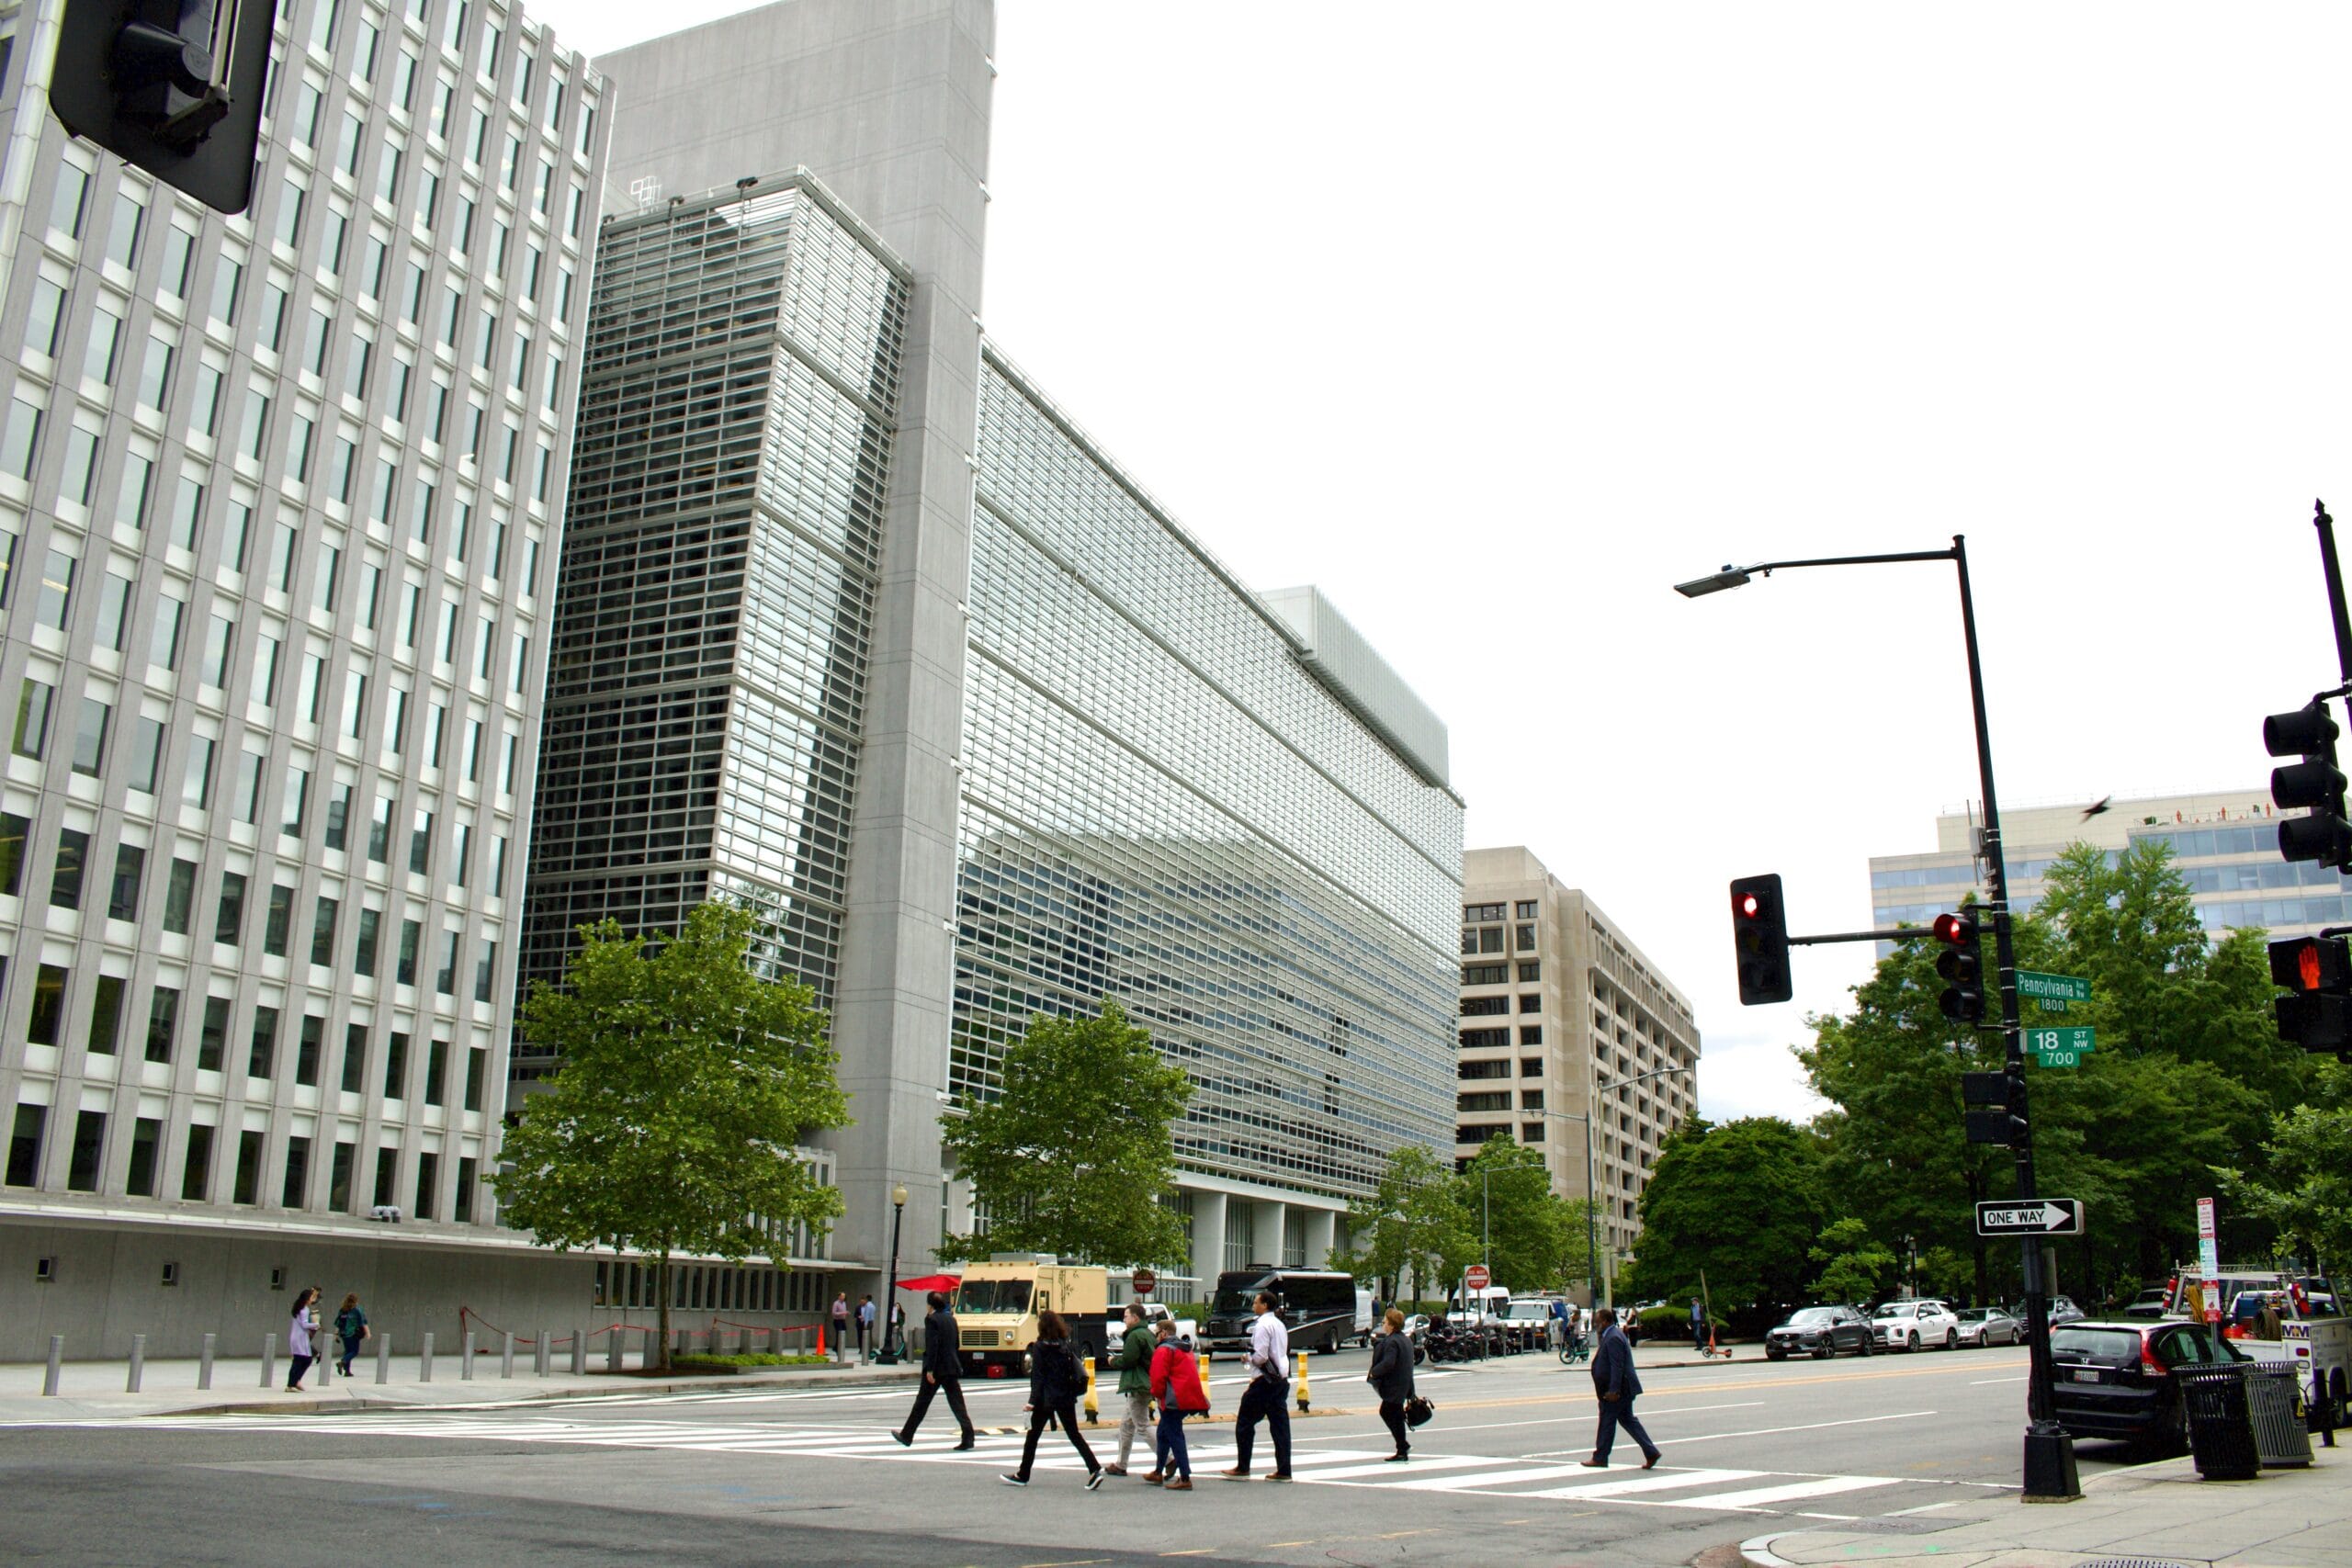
[1404,1394,1434,1428]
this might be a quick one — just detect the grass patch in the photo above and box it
[667,1353,835,1372]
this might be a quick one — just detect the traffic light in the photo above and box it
[49,0,275,214]
[1962,1069,2026,1145]
[1932,911,1985,1025]
[2267,934,2352,1055]
[1729,874,1792,1005]
[2266,699,2352,871]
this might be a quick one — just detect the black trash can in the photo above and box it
[2247,1365,2314,1468]
[2179,1362,2260,1481]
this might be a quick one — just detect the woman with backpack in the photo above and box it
[1003,1311,1105,1490]
[1368,1307,1418,1461]
[334,1293,369,1377]
[1145,1316,1211,1490]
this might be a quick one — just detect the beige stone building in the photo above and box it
[1457,847,1702,1297]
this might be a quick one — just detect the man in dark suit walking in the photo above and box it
[893,1290,977,1450]
[1581,1305,1661,1470]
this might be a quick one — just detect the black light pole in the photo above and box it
[880,1182,909,1362]
[1676,536,2079,1501]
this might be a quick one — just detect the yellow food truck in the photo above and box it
[953,1255,1111,1375]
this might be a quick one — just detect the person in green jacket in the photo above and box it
[1102,1304,1159,1476]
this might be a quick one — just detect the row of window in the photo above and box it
[1457,1026,1543,1049]
[1459,992,1544,1017]
[1456,1089,1545,1114]
[1463,901,1539,922]
[591,1260,832,1314]
[1460,962,1540,987]
[5,1100,476,1220]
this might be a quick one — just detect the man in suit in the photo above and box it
[893,1290,977,1450]
[1582,1305,1661,1470]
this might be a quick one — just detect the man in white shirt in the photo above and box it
[1221,1292,1294,1481]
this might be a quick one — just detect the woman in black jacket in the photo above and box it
[1367,1307,1417,1461]
[1003,1310,1105,1489]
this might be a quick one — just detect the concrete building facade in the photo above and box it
[557,0,1463,1305]
[1457,847,1701,1292]
[0,0,618,1358]
[1869,788,2340,953]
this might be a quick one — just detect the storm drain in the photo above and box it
[2074,1558,2200,1568]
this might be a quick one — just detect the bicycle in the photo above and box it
[1558,1330,1590,1365]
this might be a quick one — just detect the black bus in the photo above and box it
[1205,1268,1360,1355]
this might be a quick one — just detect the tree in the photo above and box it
[1459,1135,1580,1293]
[1335,1143,1472,1305]
[1623,1118,1829,1319]
[492,903,850,1370]
[938,1001,1194,1269]
[1807,1217,1896,1305]
[2216,1066,2352,1272]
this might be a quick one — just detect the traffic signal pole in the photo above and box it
[1678,535,2078,1501]
[1953,536,2080,1502]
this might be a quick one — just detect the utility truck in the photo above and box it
[952,1255,1109,1375]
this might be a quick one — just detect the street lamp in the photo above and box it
[1674,534,2079,1503]
[879,1181,910,1363]
[1541,1061,1695,1313]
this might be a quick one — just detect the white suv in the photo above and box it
[1871,1299,1962,1352]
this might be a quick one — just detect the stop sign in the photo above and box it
[1130,1268,1157,1296]
[1465,1264,1490,1292]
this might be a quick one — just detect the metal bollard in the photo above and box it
[462,1329,476,1380]
[198,1332,216,1390]
[420,1331,435,1382]
[376,1332,390,1385]
[646,1325,659,1367]
[1295,1349,1310,1415]
[501,1330,514,1379]
[42,1336,62,1396]
[1082,1355,1099,1423]
[571,1326,584,1376]
[1197,1352,1212,1410]
[260,1333,277,1389]
[319,1340,331,1386]
[605,1328,622,1372]
[128,1334,146,1393]
[534,1329,549,1377]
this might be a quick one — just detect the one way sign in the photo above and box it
[1976,1199,2084,1236]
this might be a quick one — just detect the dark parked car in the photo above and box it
[1765,1305,1873,1360]
[2048,1318,2245,1450]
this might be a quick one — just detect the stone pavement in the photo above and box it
[1736,1445,2350,1568]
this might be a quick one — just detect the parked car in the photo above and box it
[1765,1305,1873,1360]
[1103,1303,1196,1351]
[2049,1317,2245,1450]
[1954,1306,2021,1348]
[1871,1299,1962,1351]
[1501,1297,1561,1351]
[2120,1287,2171,1320]
[2009,1294,2089,1335]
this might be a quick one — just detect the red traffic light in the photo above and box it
[2269,934,2351,994]
[1930,911,1977,944]
[1737,891,1760,919]
[2302,945,2323,991]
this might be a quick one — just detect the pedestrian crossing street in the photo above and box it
[77,1410,1994,1517]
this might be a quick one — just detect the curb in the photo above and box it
[47,1367,927,1420]
[1736,1531,1797,1568]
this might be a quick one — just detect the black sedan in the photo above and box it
[1764,1305,1874,1360]
[2049,1318,2245,1450]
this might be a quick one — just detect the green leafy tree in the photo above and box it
[1459,1134,1580,1293]
[1335,1142,1473,1303]
[492,904,850,1370]
[939,1001,1193,1269]
[1624,1117,1829,1318]
[2216,1066,2352,1271]
[1806,1217,1896,1306]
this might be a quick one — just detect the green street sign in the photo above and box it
[2017,971,2091,1011]
[2034,1047,2087,1068]
[2027,1027,2097,1054]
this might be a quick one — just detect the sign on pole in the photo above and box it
[1975,1199,2085,1236]
[2028,1026,2097,1067]
[1130,1268,1157,1298]
[2196,1197,2221,1323]
[1465,1263,1490,1293]
[2016,971,2091,1011]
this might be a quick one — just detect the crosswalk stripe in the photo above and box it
[1381,1463,1634,1493]
[1521,1467,1767,1501]
[1663,1475,1901,1510]
[1303,1453,1493,1482]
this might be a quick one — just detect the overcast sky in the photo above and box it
[532,1,2352,1122]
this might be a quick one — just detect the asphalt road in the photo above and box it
[0,1339,2162,1567]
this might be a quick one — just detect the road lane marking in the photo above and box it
[1385,1463,1762,1495]
[1304,1454,1494,1481]
[1665,1474,1900,1509]
[1524,1408,1934,1457]
[1970,1376,2026,1385]
[1518,1467,1770,1501]
[1888,1501,1957,1515]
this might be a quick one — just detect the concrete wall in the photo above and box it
[594,0,994,1280]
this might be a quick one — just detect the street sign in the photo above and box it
[1976,1199,2085,1236]
[2016,971,2091,1010]
[1465,1264,1490,1292]
[1130,1268,1157,1296]
[2028,1026,2096,1066]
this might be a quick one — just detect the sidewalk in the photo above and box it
[0,1350,920,1424]
[1737,1447,2350,1568]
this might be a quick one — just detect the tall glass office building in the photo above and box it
[571,0,1464,1296]
[0,0,610,1359]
